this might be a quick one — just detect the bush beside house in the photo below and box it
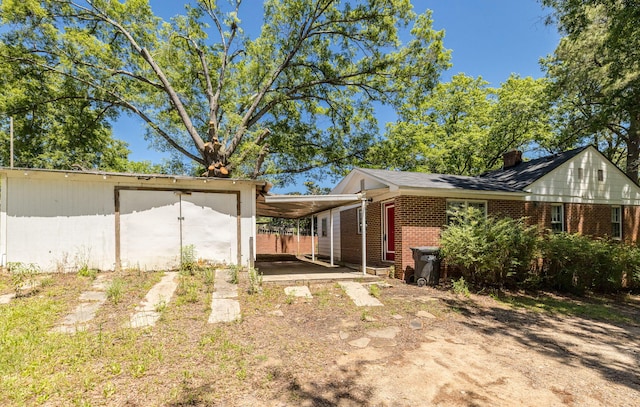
[440,208,640,294]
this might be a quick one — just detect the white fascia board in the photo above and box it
[0,167,266,188]
[397,187,527,201]
[264,194,362,204]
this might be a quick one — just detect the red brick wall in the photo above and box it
[524,202,640,240]
[565,204,611,236]
[488,200,525,219]
[624,206,640,243]
[256,234,317,255]
[395,196,446,280]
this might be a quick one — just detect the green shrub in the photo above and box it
[451,277,470,297]
[247,267,262,295]
[440,207,538,287]
[180,245,197,275]
[106,278,125,304]
[539,233,640,294]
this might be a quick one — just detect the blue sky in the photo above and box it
[112,0,560,192]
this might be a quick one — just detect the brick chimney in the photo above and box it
[503,150,523,169]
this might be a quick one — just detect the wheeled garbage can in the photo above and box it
[410,246,441,286]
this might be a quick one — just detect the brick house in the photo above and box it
[316,146,640,280]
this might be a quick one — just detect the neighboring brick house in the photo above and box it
[316,146,640,280]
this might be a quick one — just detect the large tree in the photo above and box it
[542,0,640,180]
[0,0,449,180]
[0,41,137,170]
[368,73,551,175]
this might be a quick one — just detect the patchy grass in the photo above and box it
[1,272,639,405]
[494,292,634,324]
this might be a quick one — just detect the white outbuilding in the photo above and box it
[0,168,265,272]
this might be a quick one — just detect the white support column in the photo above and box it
[296,218,300,256]
[329,208,334,266]
[361,197,367,275]
[0,174,7,267]
[311,215,315,261]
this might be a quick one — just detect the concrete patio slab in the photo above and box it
[284,286,313,298]
[129,272,178,328]
[52,274,111,333]
[257,258,379,284]
[208,299,241,323]
[0,293,15,304]
[338,281,383,307]
[209,269,240,323]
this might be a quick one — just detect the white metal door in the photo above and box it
[119,190,238,270]
[120,190,181,270]
[180,192,236,265]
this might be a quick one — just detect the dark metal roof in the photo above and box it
[478,146,589,190]
[356,168,524,193]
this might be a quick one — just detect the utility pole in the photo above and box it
[9,117,14,168]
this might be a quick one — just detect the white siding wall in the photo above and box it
[527,148,640,205]
[5,176,116,271]
[0,171,258,271]
[317,209,341,261]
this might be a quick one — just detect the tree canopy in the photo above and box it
[0,0,450,180]
[368,73,551,175]
[542,0,640,180]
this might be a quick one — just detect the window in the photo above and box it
[356,208,363,234]
[577,167,583,180]
[551,204,564,233]
[597,169,604,182]
[446,200,487,224]
[612,206,622,239]
[321,217,327,237]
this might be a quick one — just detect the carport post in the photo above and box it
[330,208,334,266]
[311,215,315,261]
[361,197,367,275]
[296,218,300,256]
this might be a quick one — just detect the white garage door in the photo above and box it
[119,190,237,270]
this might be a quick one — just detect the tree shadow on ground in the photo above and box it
[439,293,640,392]
[167,361,374,406]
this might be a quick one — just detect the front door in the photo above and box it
[383,202,395,261]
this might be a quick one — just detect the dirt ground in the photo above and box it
[229,283,640,407]
[1,271,640,406]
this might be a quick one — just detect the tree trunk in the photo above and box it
[626,111,640,183]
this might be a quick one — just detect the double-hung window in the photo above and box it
[550,204,564,233]
[611,206,622,239]
[446,200,487,224]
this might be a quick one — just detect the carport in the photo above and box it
[256,193,370,277]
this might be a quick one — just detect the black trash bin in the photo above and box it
[410,246,441,287]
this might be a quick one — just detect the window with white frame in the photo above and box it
[321,217,328,237]
[446,200,487,224]
[356,208,363,234]
[551,204,564,233]
[611,206,622,239]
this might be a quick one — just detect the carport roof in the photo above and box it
[256,194,362,219]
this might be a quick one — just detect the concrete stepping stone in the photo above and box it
[338,281,383,307]
[53,275,110,333]
[366,326,401,339]
[416,310,436,319]
[284,286,313,298]
[208,269,240,323]
[0,293,15,304]
[129,272,178,328]
[349,337,371,348]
